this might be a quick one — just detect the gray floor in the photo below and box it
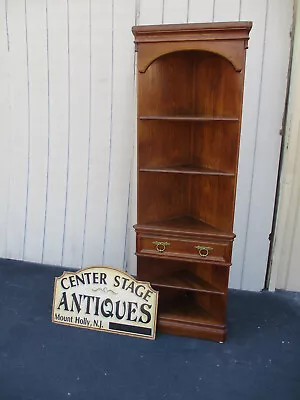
[0,258,299,400]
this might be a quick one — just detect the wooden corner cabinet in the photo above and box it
[132,22,252,342]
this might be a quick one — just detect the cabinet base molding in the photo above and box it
[158,318,226,342]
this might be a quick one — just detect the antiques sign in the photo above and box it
[52,266,158,340]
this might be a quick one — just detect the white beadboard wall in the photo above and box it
[269,0,300,292]
[0,0,293,291]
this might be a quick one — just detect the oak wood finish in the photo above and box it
[133,22,251,341]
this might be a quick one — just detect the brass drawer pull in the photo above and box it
[152,241,170,253]
[195,245,213,257]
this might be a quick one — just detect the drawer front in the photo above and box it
[137,235,231,264]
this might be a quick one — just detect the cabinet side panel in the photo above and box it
[190,175,235,232]
[138,173,190,224]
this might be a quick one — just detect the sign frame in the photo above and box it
[52,266,159,340]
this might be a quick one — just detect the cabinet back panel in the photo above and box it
[138,51,242,118]
[194,264,229,293]
[194,54,242,118]
[192,122,239,173]
[139,121,191,168]
[190,175,235,232]
[137,257,185,281]
[138,173,189,223]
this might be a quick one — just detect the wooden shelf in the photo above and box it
[140,165,235,176]
[137,215,235,240]
[153,270,224,295]
[139,116,239,122]
[159,295,221,327]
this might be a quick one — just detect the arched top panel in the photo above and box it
[133,21,252,74]
[137,40,245,73]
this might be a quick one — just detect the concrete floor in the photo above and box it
[0,258,299,400]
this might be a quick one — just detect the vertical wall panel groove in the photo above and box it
[103,0,135,268]
[80,0,92,267]
[125,0,140,274]
[82,0,113,267]
[61,0,71,265]
[186,0,190,22]
[6,0,30,260]
[41,0,50,263]
[43,0,69,266]
[22,0,31,260]
[0,1,11,257]
[188,0,214,23]
[123,35,137,271]
[213,0,240,21]
[23,0,49,263]
[139,0,163,25]
[102,0,115,264]
[163,0,189,24]
[5,0,9,51]
[62,0,90,268]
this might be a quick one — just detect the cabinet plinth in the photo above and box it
[132,21,252,341]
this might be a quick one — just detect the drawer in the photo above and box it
[137,235,231,264]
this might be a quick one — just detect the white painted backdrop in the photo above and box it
[269,0,300,292]
[0,0,293,291]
